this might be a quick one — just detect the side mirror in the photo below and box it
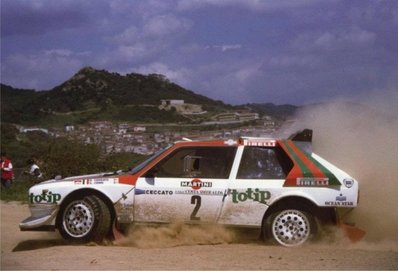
[145,167,158,178]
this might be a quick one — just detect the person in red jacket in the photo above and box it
[1,152,14,188]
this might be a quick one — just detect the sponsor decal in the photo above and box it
[296,177,329,186]
[335,193,347,201]
[325,201,354,206]
[135,189,145,195]
[135,189,173,195]
[181,179,212,190]
[175,190,223,196]
[231,188,271,204]
[241,138,276,147]
[29,190,61,204]
[325,193,354,206]
[74,178,118,185]
[74,179,92,185]
[343,178,354,188]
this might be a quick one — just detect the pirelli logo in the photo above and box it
[242,139,276,147]
[296,177,329,186]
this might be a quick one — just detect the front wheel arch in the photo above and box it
[56,189,115,242]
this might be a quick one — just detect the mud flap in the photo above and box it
[340,223,366,242]
[112,221,125,241]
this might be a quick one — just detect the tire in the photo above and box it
[58,195,111,243]
[263,209,317,247]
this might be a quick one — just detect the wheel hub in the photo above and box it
[272,210,310,246]
[63,201,94,238]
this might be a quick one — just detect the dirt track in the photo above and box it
[1,201,397,270]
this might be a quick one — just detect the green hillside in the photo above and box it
[1,67,231,126]
[1,67,298,127]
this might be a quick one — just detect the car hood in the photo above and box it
[39,171,122,185]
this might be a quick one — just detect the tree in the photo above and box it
[42,138,102,178]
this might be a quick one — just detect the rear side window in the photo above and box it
[237,147,293,179]
[148,146,237,179]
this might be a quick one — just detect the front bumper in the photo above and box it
[19,204,59,231]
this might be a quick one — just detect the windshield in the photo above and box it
[129,144,172,174]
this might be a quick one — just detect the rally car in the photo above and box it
[20,130,364,247]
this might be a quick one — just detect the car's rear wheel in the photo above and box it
[263,208,317,247]
[58,195,111,243]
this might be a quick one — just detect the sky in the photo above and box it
[1,0,398,105]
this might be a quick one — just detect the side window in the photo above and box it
[147,146,237,179]
[237,147,292,179]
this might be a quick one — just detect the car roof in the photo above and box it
[173,137,279,147]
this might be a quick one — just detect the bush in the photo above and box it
[0,180,32,203]
[0,123,148,202]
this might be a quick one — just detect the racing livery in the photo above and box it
[20,130,364,247]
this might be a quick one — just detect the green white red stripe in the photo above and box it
[280,140,341,186]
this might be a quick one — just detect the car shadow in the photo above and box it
[12,238,69,252]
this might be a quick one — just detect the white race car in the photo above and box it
[20,130,365,247]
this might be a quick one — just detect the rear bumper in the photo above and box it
[19,204,58,231]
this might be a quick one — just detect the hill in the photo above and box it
[1,67,297,126]
[244,103,298,120]
[1,67,233,126]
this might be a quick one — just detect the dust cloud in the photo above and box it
[115,222,236,248]
[281,91,398,246]
[116,92,398,249]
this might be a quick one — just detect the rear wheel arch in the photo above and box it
[263,196,336,224]
[261,196,336,246]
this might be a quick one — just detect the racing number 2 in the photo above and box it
[190,195,201,220]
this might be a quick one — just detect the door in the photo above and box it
[134,146,237,223]
[219,145,290,226]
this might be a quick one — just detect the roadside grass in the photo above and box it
[1,177,31,203]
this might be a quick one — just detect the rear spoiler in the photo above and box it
[288,129,313,154]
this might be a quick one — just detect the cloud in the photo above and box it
[104,13,193,72]
[109,0,174,17]
[1,0,398,106]
[143,14,192,38]
[2,50,84,89]
[314,28,376,50]
[293,27,377,53]
[207,44,242,52]
[112,26,140,45]
[43,49,73,57]
[111,14,191,44]
[135,62,191,87]
[176,0,323,12]
[268,55,321,70]
[0,0,103,37]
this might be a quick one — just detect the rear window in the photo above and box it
[237,147,293,179]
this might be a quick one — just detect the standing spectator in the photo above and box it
[1,152,14,188]
[24,158,43,184]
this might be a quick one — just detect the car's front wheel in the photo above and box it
[58,195,111,243]
[263,208,317,247]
